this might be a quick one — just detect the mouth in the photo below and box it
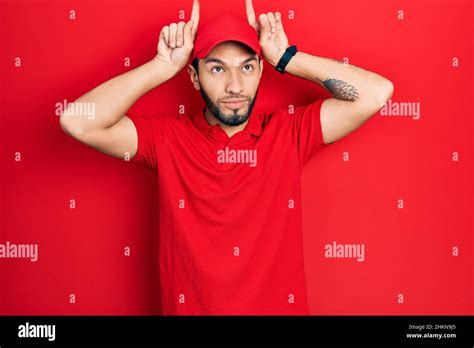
[222,99,247,110]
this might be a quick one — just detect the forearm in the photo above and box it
[60,58,174,133]
[277,51,393,105]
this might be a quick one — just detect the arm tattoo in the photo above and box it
[316,77,359,102]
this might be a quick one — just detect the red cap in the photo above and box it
[191,12,262,61]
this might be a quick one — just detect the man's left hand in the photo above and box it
[246,0,290,67]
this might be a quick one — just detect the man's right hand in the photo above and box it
[60,0,201,162]
[155,0,200,77]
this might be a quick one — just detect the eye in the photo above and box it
[211,66,223,73]
[243,64,254,71]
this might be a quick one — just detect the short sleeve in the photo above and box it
[288,98,329,167]
[128,114,163,172]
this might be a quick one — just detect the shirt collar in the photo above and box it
[191,107,262,139]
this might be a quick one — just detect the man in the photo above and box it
[59,0,394,315]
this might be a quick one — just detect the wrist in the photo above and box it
[269,47,288,67]
[146,57,177,87]
[274,45,298,74]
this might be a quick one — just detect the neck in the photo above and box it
[204,108,249,138]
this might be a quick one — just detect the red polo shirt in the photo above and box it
[129,98,328,315]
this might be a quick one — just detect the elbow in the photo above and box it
[360,80,394,121]
[59,114,74,137]
[376,79,394,106]
[385,79,394,100]
[59,114,86,139]
[59,114,69,134]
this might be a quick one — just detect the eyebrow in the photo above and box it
[204,56,258,66]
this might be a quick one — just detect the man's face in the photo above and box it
[188,41,263,126]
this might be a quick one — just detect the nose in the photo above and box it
[225,70,244,95]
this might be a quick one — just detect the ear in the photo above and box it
[187,64,201,90]
[259,58,264,79]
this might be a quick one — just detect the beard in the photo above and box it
[199,84,259,127]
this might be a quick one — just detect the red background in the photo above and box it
[0,0,472,315]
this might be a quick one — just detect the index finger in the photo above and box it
[245,0,258,30]
[190,0,200,37]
